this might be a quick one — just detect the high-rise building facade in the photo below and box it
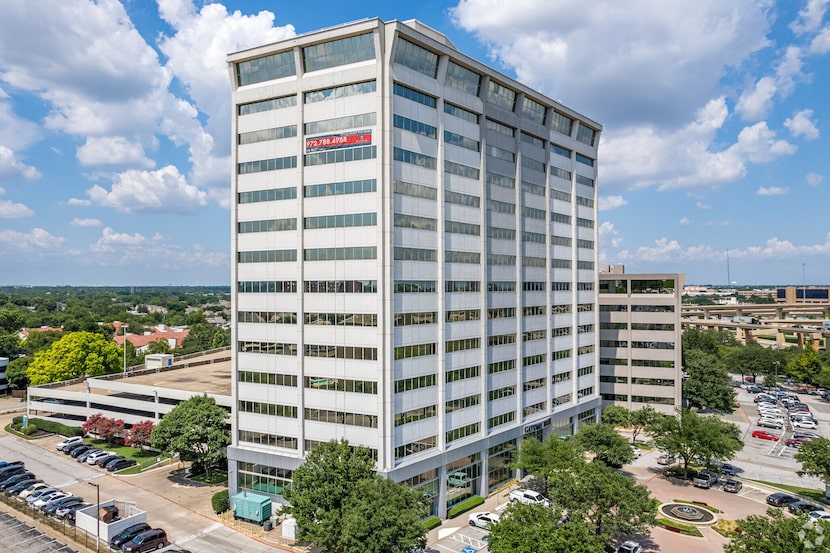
[598,267,684,415]
[227,18,602,518]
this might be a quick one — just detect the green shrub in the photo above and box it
[421,516,442,531]
[212,489,230,513]
[447,496,484,519]
[22,424,38,436]
[14,417,83,437]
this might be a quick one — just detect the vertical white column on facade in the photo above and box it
[378,25,394,472]
[294,44,307,458]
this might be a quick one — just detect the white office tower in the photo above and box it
[228,18,602,518]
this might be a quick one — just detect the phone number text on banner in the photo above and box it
[305,130,372,152]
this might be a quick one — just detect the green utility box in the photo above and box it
[231,491,272,524]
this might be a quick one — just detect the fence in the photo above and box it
[0,492,103,552]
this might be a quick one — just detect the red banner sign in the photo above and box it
[305,130,372,152]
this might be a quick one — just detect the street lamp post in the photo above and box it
[88,482,100,553]
[122,324,129,375]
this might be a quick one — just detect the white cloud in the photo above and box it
[70,218,102,227]
[598,195,627,211]
[90,227,147,253]
[736,46,804,121]
[598,221,622,248]
[728,121,797,163]
[757,186,788,195]
[807,172,823,186]
[451,0,772,129]
[0,145,40,182]
[679,217,691,225]
[0,227,66,253]
[78,165,208,214]
[784,109,820,140]
[810,25,830,53]
[76,136,155,168]
[0,99,42,151]
[705,220,731,227]
[791,0,830,34]
[0,198,33,218]
[696,201,712,210]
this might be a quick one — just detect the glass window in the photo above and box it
[394,38,438,78]
[576,124,597,146]
[393,82,437,108]
[239,125,297,145]
[444,102,479,123]
[444,130,480,152]
[303,33,375,72]
[521,97,546,125]
[487,81,516,111]
[551,111,573,136]
[575,153,594,166]
[237,51,296,86]
[445,61,481,95]
[305,179,377,198]
[395,115,437,138]
[305,81,376,103]
[305,113,376,135]
[239,95,297,115]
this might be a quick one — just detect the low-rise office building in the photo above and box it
[599,268,684,414]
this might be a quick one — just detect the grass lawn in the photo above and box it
[747,479,828,505]
[82,439,166,472]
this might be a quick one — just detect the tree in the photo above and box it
[26,331,121,385]
[0,333,21,359]
[724,508,828,553]
[549,460,658,539]
[683,349,736,412]
[629,406,659,445]
[682,328,722,356]
[82,413,126,444]
[789,345,823,385]
[649,409,743,478]
[488,502,607,553]
[574,423,633,467]
[340,476,429,553]
[511,435,583,479]
[126,420,155,450]
[283,439,428,553]
[795,437,830,499]
[600,405,631,427]
[145,339,171,354]
[5,357,30,389]
[150,394,229,477]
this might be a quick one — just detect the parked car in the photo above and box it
[96,454,122,468]
[630,446,642,459]
[87,450,116,465]
[0,472,35,491]
[793,419,819,430]
[468,512,500,528]
[766,493,798,507]
[19,482,49,499]
[5,478,41,497]
[693,471,718,489]
[509,488,551,507]
[786,437,810,447]
[810,511,830,521]
[752,430,780,441]
[70,444,95,458]
[26,487,59,505]
[615,541,644,553]
[76,448,102,463]
[64,502,93,522]
[723,479,743,493]
[44,496,84,516]
[757,418,784,429]
[34,491,71,510]
[0,465,27,482]
[56,500,90,518]
[107,458,138,472]
[720,463,737,476]
[56,436,83,451]
[657,453,676,465]
[121,528,168,553]
[110,522,152,548]
[62,442,88,456]
[789,501,824,514]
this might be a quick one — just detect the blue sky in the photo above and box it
[1,0,828,286]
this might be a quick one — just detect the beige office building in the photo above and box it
[598,268,684,414]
